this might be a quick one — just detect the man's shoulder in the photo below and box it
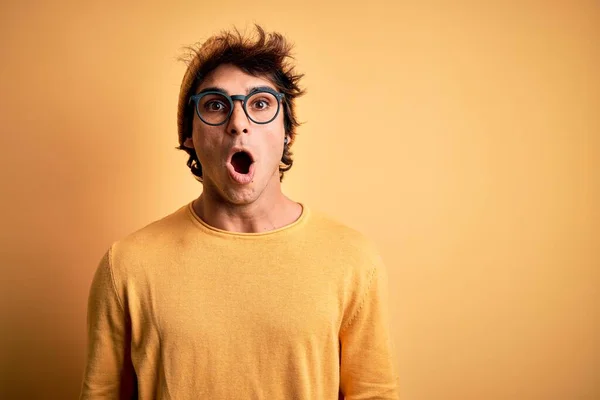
[108,202,194,266]
[124,202,191,242]
[306,208,382,263]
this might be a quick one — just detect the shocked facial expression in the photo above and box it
[184,64,287,205]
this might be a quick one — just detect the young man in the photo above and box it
[80,26,399,399]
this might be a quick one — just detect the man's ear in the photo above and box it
[183,137,194,149]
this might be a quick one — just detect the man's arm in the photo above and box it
[339,257,399,399]
[80,249,136,399]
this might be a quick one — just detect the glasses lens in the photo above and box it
[198,93,231,125]
[246,91,279,123]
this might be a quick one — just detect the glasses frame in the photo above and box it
[189,87,285,126]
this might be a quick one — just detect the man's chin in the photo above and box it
[203,169,278,206]
[219,184,260,206]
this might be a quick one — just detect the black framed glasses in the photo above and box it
[189,87,285,126]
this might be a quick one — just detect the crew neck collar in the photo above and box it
[186,201,309,238]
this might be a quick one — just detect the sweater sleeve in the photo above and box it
[80,248,137,399]
[339,256,399,399]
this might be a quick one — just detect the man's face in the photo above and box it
[184,63,286,205]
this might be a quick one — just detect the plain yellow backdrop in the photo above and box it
[1,1,598,399]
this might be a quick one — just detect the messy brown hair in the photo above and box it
[176,25,305,182]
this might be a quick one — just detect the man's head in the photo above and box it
[177,25,304,204]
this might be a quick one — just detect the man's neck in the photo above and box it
[192,189,302,234]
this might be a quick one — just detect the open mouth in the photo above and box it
[230,151,254,174]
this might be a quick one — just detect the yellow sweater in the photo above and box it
[80,202,399,399]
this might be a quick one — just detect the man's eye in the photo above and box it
[205,101,227,112]
[252,99,270,110]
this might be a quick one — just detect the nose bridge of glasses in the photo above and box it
[228,95,246,115]
[230,94,246,104]
[228,94,250,126]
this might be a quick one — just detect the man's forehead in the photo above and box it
[196,64,276,93]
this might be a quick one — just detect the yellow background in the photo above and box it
[1,1,598,398]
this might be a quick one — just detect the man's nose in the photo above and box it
[226,101,249,135]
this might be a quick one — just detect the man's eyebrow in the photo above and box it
[196,86,228,95]
[247,85,276,94]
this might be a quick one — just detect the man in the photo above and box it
[80,25,399,399]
